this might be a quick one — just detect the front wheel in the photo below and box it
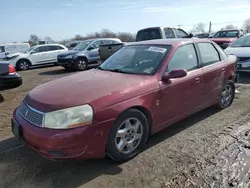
[75,59,88,71]
[217,80,235,109]
[106,109,149,162]
[16,60,30,71]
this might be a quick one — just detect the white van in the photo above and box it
[0,43,30,59]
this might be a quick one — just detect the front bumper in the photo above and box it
[236,60,250,72]
[57,58,75,67]
[12,109,114,160]
[0,73,22,91]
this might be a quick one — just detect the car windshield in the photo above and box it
[98,45,171,75]
[230,35,250,47]
[25,46,36,53]
[72,41,93,50]
[213,30,239,38]
[195,34,209,38]
[136,28,162,41]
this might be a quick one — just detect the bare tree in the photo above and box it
[195,22,205,33]
[73,34,84,40]
[223,24,237,29]
[116,32,135,42]
[44,36,53,42]
[243,18,250,32]
[29,34,40,46]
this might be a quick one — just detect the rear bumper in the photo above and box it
[0,74,22,91]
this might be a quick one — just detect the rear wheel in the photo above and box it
[106,109,149,162]
[217,80,235,109]
[16,60,30,71]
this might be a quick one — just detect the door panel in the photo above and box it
[157,69,203,125]
[88,40,102,63]
[29,46,49,64]
[197,42,226,102]
[155,44,204,125]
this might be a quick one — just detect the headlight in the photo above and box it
[44,104,93,129]
[65,54,74,59]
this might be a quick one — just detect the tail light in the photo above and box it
[8,64,16,75]
[98,48,100,56]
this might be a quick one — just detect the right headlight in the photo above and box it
[44,104,93,129]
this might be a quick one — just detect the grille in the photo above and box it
[237,57,250,62]
[18,102,44,127]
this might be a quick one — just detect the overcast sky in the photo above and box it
[0,0,249,43]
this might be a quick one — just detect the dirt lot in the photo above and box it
[1,67,250,188]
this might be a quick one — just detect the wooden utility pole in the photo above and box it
[209,22,212,33]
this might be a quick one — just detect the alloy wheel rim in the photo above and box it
[20,62,29,70]
[115,117,143,154]
[221,84,233,106]
[78,60,86,70]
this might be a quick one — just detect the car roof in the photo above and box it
[84,38,121,41]
[34,44,64,47]
[127,39,211,47]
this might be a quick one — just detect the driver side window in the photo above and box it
[91,40,102,49]
[166,44,198,72]
[175,29,188,38]
[32,46,48,53]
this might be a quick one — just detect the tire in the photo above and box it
[75,58,88,71]
[217,80,235,109]
[106,109,149,162]
[16,59,30,71]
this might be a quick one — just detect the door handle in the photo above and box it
[195,77,200,83]
[221,68,225,72]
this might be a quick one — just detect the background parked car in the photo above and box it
[98,26,193,61]
[9,44,68,70]
[0,43,30,59]
[57,38,121,71]
[209,29,244,49]
[224,33,250,73]
[64,41,83,50]
[194,33,211,38]
[0,62,22,91]
[135,26,193,42]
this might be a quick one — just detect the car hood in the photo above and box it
[224,47,250,57]
[210,38,237,43]
[24,69,158,112]
[6,52,22,58]
[57,50,80,57]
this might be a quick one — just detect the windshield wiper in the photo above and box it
[108,69,127,73]
[97,67,128,73]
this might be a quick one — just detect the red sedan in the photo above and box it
[12,39,237,161]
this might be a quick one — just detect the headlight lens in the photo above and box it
[44,104,93,129]
[65,54,74,59]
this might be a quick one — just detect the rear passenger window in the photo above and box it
[167,44,198,72]
[164,28,175,38]
[197,43,220,66]
[213,43,228,60]
[47,46,59,51]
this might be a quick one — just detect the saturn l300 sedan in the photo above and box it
[12,39,237,162]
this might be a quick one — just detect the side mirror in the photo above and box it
[30,51,36,54]
[88,46,94,51]
[161,69,187,81]
[188,33,193,38]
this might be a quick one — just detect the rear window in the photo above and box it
[136,28,162,42]
[0,46,5,53]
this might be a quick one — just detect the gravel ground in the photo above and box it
[0,67,250,188]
